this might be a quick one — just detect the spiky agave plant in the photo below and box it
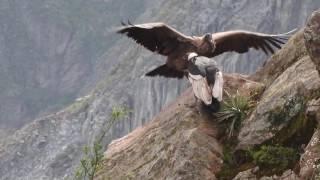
[214,91,253,138]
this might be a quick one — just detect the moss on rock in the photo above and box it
[251,145,299,175]
[268,95,305,126]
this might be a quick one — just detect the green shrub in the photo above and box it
[251,145,298,173]
[74,142,104,180]
[74,105,130,180]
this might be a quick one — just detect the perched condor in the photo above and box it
[187,52,223,111]
[117,22,295,78]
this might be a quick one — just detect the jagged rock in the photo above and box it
[233,169,298,180]
[96,90,222,180]
[224,74,265,97]
[95,74,262,180]
[277,170,299,180]
[299,129,320,179]
[238,36,320,149]
[306,98,320,124]
[233,168,258,180]
[305,9,320,74]
[251,31,307,86]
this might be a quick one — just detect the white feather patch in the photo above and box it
[188,73,203,80]
[188,74,212,105]
[212,71,224,102]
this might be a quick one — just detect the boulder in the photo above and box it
[95,88,223,180]
[238,56,320,149]
[299,128,320,179]
[233,169,298,180]
[305,9,320,74]
[95,75,262,180]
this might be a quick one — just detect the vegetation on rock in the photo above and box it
[250,145,299,175]
[268,95,306,126]
[74,106,130,180]
[215,91,253,138]
[217,92,312,179]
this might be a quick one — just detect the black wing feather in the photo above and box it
[117,22,194,56]
[209,29,296,57]
[145,64,184,79]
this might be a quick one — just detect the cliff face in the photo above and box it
[0,0,146,129]
[1,1,320,180]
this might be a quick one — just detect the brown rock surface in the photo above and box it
[251,30,307,87]
[96,89,223,180]
[305,9,320,74]
[299,128,320,179]
[95,75,262,180]
[233,169,299,180]
[238,56,320,149]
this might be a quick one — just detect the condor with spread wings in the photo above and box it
[117,22,295,78]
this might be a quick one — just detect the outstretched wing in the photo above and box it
[117,22,194,56]
[145,64,185,79]
[208,29,296,57]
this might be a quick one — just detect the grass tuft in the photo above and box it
[214,91,253,138]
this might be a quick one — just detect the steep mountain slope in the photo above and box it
[0,0,146,129]
[1,0,319,131]
[1,1,320,179]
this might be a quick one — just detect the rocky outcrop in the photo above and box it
[251,31,308,86]
[233,169,298,180]
[299,10,320,179]
[96,89,223,180]
[237,24,320,150]
[238,46,320,149]
[96,9,320,179]
[299,129,320,179]
[305,9,320,74]
[95,75,263,180]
